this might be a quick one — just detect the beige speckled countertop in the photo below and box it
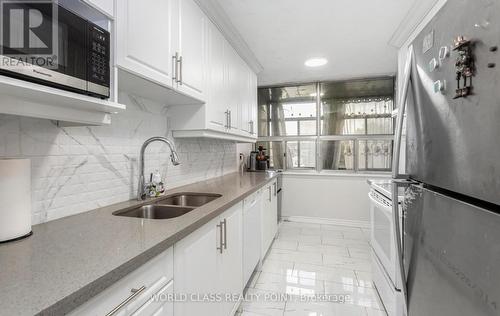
[0,171,277,316]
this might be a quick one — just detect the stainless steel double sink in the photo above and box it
[112,193,222,219]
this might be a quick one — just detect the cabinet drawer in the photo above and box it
[69,247,173,316]
[131,280,173,316]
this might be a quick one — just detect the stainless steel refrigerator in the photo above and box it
[391,0,500,315]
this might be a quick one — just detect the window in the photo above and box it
[258,84,317,137]
[258,78,395,173]
[286,141,316,169]
[321,140,355,170]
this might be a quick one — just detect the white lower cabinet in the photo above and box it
[69,248,174,316]
[261,180,278,257]
[68,181,278,316]
[243,190,263,286]
[174,202,243,316]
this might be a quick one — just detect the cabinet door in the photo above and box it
[82,0,114,17]
[249,71,258,137]
[261,183,278,256]
[116,0,174,86]
[219,203,243,316]
[176,0,205,100]
[174,219,219,316]
[243,192,262,285]
[238,64,250,134]
[207,22,228,131]
[224,43,241,134]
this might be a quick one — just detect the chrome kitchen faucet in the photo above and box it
[137,137,180,200]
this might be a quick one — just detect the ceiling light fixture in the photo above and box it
[305,57,328,67]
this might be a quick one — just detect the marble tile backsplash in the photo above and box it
[0,92,237,224]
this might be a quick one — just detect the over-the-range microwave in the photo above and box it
[0,2,110,98]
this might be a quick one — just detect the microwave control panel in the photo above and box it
[87,24,110,88]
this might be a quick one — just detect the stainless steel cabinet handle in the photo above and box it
[273,182,277,196]
[250,120,254,134]
[224,110,229,129]
[105,286,146,316]
[172,55,177,81]
[228,110,232,128]
[217,221,224,253]
[175,52,180,84]
[222,218,227,249]
[178,56,183,85]
[268,186,272,201]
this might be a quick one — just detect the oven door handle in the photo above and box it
[368,192,392,212]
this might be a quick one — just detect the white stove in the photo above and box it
[367,179,405,316]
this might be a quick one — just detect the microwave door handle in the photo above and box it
[392,46,414,180]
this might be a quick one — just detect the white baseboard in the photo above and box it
[282,216,371,229]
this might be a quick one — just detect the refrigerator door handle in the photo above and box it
[392,46,414,180]
[391,45,414,316]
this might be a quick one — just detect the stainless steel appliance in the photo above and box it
[0,2,110,98]
[249,151,258,171]
[392,1,500,315]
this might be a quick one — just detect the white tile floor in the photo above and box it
[236,221,387,316]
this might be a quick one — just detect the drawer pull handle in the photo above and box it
[222,218,227,250]
[217,221,224,253]
[105,285,146,316]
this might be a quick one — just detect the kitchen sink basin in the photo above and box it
[113,205,195,219]
[156,193,222,207]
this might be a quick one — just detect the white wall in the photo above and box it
[0,92,237,224]
[282,173,390,227]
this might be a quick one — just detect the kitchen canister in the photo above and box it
[0,158,32,243]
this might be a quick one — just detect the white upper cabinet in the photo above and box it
[116,0,175,86]
[174,0,206,100]
[82,0,114,18]
[224,43,240,134]
[116,0,257,142]
[115,0,205,103]
[207,22,228,132]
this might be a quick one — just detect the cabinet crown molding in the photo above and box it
[388,0,442,48]
[193,0,263,74]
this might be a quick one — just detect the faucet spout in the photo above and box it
[137,136,180,200]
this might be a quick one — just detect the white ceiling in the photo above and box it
[216,0,417,86]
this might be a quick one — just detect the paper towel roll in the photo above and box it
[0,159,32,242]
